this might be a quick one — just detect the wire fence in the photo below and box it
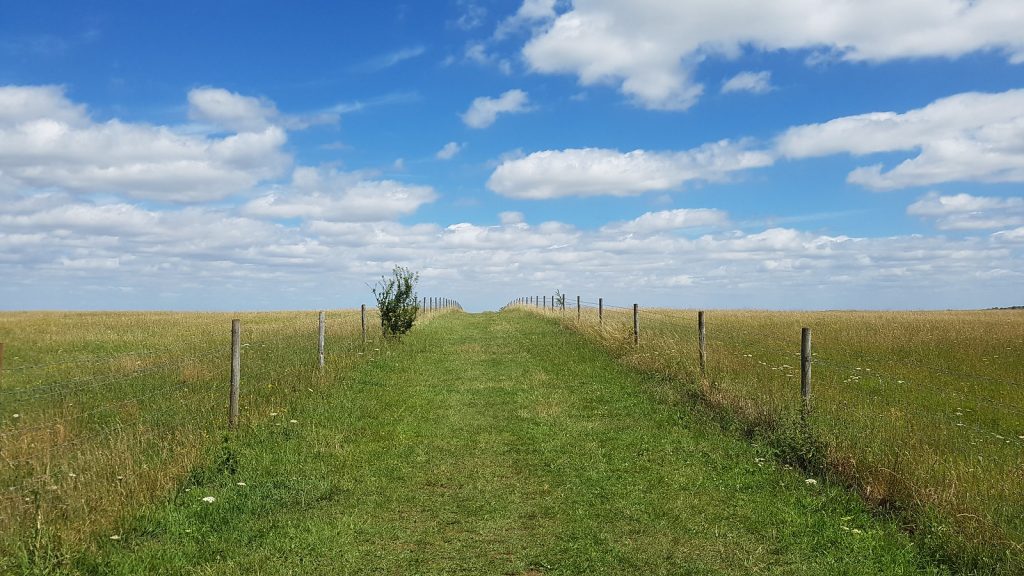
[503,295,1024,568]
[0,300,461,562]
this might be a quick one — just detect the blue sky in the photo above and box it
[1,0,1023,311]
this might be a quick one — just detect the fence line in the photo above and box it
[502,295,1023,446]
[0,300,462,553]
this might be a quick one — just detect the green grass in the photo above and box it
[532,304,1024,573]
[65,311,945,575]
[0,308,421,570]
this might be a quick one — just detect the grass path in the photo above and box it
[75,311,945,574]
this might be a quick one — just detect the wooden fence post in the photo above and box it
[801,328,812,415]
[543,295,547,310]
[229,319,241,430]
[698,310,706,378]
[361,304,367,344]
[633,304,639,346]
[560,295,565,312]
[318,311,326,369]
[598,298,603,326]
[577,296,581,321]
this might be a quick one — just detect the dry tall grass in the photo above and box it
[0,308,396,566]
[521,302,1023,572]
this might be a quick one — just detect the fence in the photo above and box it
[0,300,459,563]
[503,295,1023,569]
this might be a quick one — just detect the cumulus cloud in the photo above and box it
[499,211,525,225]
[0,85,290,202]
[907,191,1024,230]
[721,71,774,94]
[2,194,1021,310]
[520,0,1024,110]
[487,141,773,199]
[602,208,730,235]
[188,87,279,133]
[462,89,530,128]
[777,89,1024,189]
[436,141,463,160]
[243,166,437,222]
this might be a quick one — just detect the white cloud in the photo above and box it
[0,85,86,125]
[454,1,487,30]
[520,0,1024,110]
[2,194,1021,310]
[495,0,557,39]
[487,141,773,199]
[243,166,437,222]
[463,42,514,74]
[461,89,530,128]
[721,71,774,94]
[436,141,463,160]
[0,85,290,202]
[602,208,730,235]
[777,89,1024,189]
[499,211,525,225]
[907,191,1024,230]
[361,46,426,70]
[188,87,279,133]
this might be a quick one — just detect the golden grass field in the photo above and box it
[0,308,406,565]
[524,302,1023,571]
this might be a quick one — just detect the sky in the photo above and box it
[1,0,1023,312]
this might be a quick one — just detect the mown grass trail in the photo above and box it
[74,311,945,575]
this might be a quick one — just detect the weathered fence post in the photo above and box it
[698,310,706,378]
[543,295,547,310]
[318,311,326,369]
[560,295,565,312]
[577,296,581,321]
[361,304,367,344]
[633,304,639,346]
[598,298,603,326]
[229,319,241,430]
[801,327,812,415]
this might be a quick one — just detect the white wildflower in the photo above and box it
[289,419,298,423]
[237,482,246,486]
[11,414,19,419]
[109,535,120,540]
[805,478,818,485]
[201,496,216,503]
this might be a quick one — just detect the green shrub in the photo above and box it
[373,266,420,336]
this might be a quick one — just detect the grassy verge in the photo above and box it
[526,304,1023,572]
[70,310,946,574]
[0,308,412,572]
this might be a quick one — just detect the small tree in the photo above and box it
[373,266,420,336]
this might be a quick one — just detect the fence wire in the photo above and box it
[506,294,1024,566]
